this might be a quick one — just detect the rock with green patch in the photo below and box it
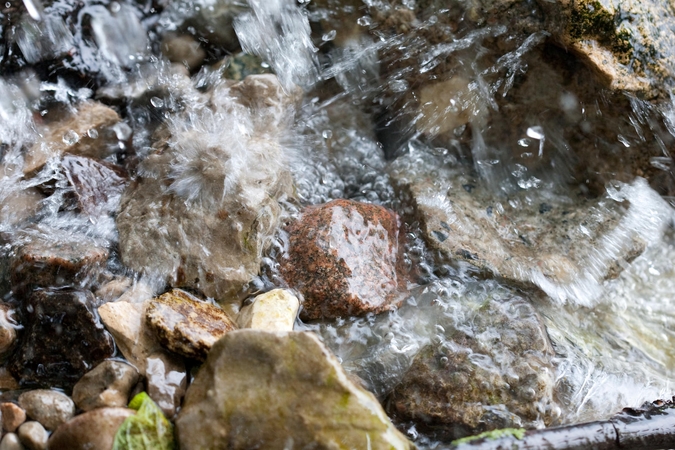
[387,296,558,441]
[112,392,175,450]
[175,330,414,450]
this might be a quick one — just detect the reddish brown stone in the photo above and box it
[280,199,405,320]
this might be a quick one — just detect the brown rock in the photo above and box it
[71,361,140,411]
[280,199,405,320]
[23,101,120,175]
[48,407,134,450]
[17,421,47,450]
[0,303,18,357]
[1,402,26,432]
[145,289,237,361]
[18,390,75,431]
[0,368,20,391]
[161,34,206,71]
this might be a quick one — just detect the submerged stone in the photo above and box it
[280,199,405,320]
[8,288,115,390]
[388,296,558,441]
[145,289,237,361]
[175,330,413,450]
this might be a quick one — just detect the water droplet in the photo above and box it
[150,97,164,108]
[62,130,80,145]
[357,16,372,26]
[518,138,531,147]
[110,1,121,13]
[87,128,99,139]
[322,30,337,41]
[322,129,333,139]
[113,122,132,140]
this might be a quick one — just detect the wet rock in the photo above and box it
[0,303,18,357]
[0,369,20,391]
[161,34,206,71]
[280,199,405,320]
[98,300,186,417]
[17,421,47,450]
[175,330,413,450]
[0,179,42,228]
[0,433,24,450]
[389,152,673,305]
[47,407,135,450]
[1,402,26,432]
[60,155,127,218]
[18,390,75,431]
[221,53,271,81]
[7,288,115,390]
[145,289,237,361]
[116,74,295,305]
[23,102,120,176]
[8,225,108,293]
[236,288,299,331]
[71,360,138,411]
[94,277,133,303]
[388,296,558,441]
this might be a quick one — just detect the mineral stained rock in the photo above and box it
[175,330,413,450]
[145,289,237,361]
[280,199,405,320]
[388,296,558,441]
[116,74,296,305]
[8,288,115,390]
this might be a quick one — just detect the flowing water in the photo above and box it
[2,0,675,446]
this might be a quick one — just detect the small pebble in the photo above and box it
[17,421,47,450]
[1,402,26,432]
[72,360,140,411]
[0,433,25,450]
[236,289,299,331]
[18,390,75,431]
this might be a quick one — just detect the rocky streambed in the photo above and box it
[2,0,675,448]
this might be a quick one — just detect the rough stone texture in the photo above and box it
[236,289,299,331]
[8,288,115,390]
[1,402,26,432]
[389,152,672,305]
[0,303,18,357]
[161,34,206,70]
[8,225,108,294]
[48,407,135,450]
[17,421,47,450]
[98,300,186,417]
[72,360,140,411]
[23,101,120,175]
[176,330,413,450]
[388,297,558,441]
[117,75,296,305]
[60,155,127,218]
[0,433,25,450]
[18,390,75,431]
[146,289,237,361]
[0,368,19,391]
[280,199,405,320]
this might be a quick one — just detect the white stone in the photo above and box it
[236,289,299,332]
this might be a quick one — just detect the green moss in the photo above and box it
[451,427,526,446]
[113,392,175,450]
[568,0,633,60]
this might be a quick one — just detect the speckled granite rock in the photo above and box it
[145,289,237,361]
[388,296,558,441]
[280,199,405,320]
[72,361,140,411]
[8,288,115,390]
[47,407,134,450]
[175,330,413,450]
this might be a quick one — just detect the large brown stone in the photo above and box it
[48,407,135,450]
[280,199,405,320]
[175,330,413,450]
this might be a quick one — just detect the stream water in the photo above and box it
[2,0,675,447]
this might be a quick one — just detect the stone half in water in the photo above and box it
[389,151,674,307]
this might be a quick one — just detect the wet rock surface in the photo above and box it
[280,199,405,320]
[8,288,115,390]
[18,389,75,431]
[176,330,413,450]
[236,288,299,331]
[47,407,135,450]
[0,303,18,357]
[17,421,47,450]
[98,300,186,417]
[388,296,558,440]
[71,360,139,411]
[145,289,238,361]
[1,402,26,433]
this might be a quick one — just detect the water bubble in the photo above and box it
[87,128,99,139]
[357,16,372,26]
[518,138,531,147]
[110,1,121,13]
[150,97,165,108]
[322,30,337,42]
[62,130,80,145]
[113,123,132,140]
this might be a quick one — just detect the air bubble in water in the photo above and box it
[322,30,337,41]
[150,97,164,108]
[87,129,99,139]
[62,130,80,145]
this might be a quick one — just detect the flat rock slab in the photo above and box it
[280,199,405,320]
[389,153,672,305]
[8,288,115,390]
[176,330,413,450]
[146,289,237,361]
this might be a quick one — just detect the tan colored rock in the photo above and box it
[416,76,477,136]
[0,303,18,357]
[1,403,26,432]
[0,433,25,450]
[145,289,237,361]
[23,101,120,175]
[17,421,47,450]
[18,390,75,431]
[72,361,140,411]
[175,330,413,450]
[236,289,299,331]
[48,407,134,450]
[0,368,20,391]
[161,34,206,70]
[98,301,186,416]
[95,277,133,303]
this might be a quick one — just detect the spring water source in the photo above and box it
[2,0,675,446]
